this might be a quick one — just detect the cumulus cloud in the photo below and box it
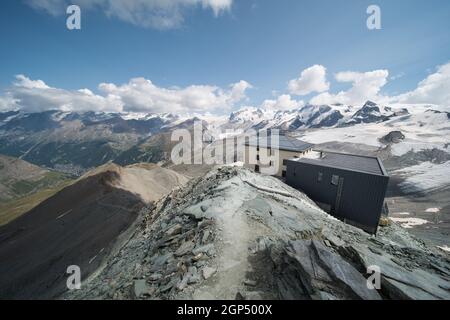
[14,74,50,89]
[261,94,304,111]
[99,77,252,113]
[310,69,389,106]
[2,63,449,114]
[0,75,251,114]
[288,65,330,96]
[391,62,450,107]
[6,75,121,113]
[26,0,233,29]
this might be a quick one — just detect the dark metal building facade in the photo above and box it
[285,151,389,234]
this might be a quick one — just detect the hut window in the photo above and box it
[331,175,339,186]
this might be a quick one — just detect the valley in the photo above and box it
[0,155,73,225]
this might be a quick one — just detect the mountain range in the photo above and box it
[1,101,447,175]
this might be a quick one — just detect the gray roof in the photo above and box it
[290,151,388,176]
[245,134,314,153]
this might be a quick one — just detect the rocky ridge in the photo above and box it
[65,166,450,300]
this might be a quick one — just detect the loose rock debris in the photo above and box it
[65,167,450,300]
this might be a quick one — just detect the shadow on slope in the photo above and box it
[0,170,145,299]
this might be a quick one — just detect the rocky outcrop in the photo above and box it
[289,117,305,130]
[269,232,450,300]
[295,105,345,129]
[346,101,391,125]
[311,110,344,128]
[426,109,450,119]
[381,131,405,144]
[383,148,450,170]
[65,166,450,300]
[272,239,382,300]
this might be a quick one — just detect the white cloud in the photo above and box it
[0,75,251,114]
[3,62,449,114]
[203,0,233,15]
[26,0,232,29]
[391,62,450,107]
[310,69,389,106]
[288,65,330,96]
[7,75,121,113]
[99,77,251,113]
[229,80,253,103]
[309,63,450,107]
[14,74,50,89]
[261,94,304,111]
[0,96,18,111]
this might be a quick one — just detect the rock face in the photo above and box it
[381,131,405,144]
[346,101,391,125]
[275,240,381,300]
[297,105,344,129]
[65,167,450,300]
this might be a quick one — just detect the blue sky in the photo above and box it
[0,0,449,114]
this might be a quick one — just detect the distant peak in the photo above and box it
[363,101,378,107]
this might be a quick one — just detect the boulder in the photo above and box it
[381,131,405,144]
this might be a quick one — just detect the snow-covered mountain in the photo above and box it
[0,110,183,173]
[0,100,427,136]
[298,104,449,156]
[345,101,392,125]
[0,110,179,134]
[288,104,348,129]
[0,101,448,175]
[221,101,413,131]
